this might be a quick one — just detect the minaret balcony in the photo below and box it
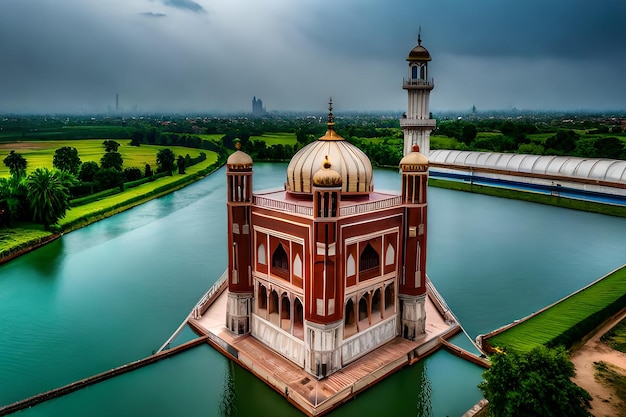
[400,118,437,128]
[403,78,434,90]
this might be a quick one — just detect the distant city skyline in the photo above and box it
[1,0,625,114]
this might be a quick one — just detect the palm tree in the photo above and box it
[26,168,76,228]
[0,174,28,224]
[3,150,27,177]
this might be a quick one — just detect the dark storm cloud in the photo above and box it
[0,0,624,114]
[158,0,205,13]
[140,12,167,18]
[292,0,626,61]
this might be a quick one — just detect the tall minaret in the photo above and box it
[398,145,429,340]
[225,142,254,335]
[401,30,436,156]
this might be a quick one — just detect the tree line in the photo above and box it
[0,141,196,229]
[434,119,626,159]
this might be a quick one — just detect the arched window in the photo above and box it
[412,65,418,79]
[359,243,379,273]
[257,243,266,265]
[272,244,289,272]
[385,243,395,266]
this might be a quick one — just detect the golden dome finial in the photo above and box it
[235,140,241,150]
[327,97,335,130]
[323,155,332,169]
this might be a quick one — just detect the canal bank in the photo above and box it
[479,262,626,353]
[2,164,626,416]
[0,158,223,266]
[428,176,626,218]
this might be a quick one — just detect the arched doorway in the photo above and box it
[293,298,304,340]
[268,290,279,326]
[280,294,291,332]
[344,298,357,338]
[384,283,395,316]
[371,289,382,324]
[257,283,267,319]
[358,294,370,329]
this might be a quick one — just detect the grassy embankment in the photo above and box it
[429,178,626,218]
[250,132,297,145]
[484,265,626,353]
[0,140,220,261]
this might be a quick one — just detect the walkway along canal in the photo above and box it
[1,163,626,416]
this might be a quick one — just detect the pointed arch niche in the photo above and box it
[385,243,395,266]
[293,253,302,278]
[258,243,266,265]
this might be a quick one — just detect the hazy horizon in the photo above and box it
[1,0,625,115]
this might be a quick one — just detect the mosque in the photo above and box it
[223,35,437,379]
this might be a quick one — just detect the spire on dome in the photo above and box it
[327,98,335,130]
[418,26,422,46]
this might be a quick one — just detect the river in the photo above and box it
[1,163,625,416]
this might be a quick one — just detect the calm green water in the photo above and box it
[2,163,626,416]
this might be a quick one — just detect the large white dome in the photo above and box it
[286,116,373,195]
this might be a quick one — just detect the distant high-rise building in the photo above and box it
[116,94,119,113]
[252,96,266,116]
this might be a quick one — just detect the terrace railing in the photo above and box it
[340,196,402,216]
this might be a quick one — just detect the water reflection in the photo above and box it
[219,361,237,417]
[416,361,433,417]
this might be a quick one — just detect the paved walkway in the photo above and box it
[190,290,459,416]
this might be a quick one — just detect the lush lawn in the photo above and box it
[431,134,464,149]
[0,224,52,257]
[59,156,217,228]
[0,150,219,260]
[197,134,224,142]
[486,265,626,353]
[0,140,208,177]
[601,319,626,352]
[250,132,296,146]
[526,133,553,145]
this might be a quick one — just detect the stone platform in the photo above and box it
[189,288,459,416]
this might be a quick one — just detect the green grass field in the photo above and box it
[59,156,217,227]
[431,134,464,149]
[487,265,626,352]
[0,225,52,256]
[197,134,224,142]
[0,140,208,177]
[601,318,626,352]
[1,155,219,258]
[250,132,296,145]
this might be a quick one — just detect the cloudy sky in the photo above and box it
[1,0,624,114]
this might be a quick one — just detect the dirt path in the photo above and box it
[571,310,626,417]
